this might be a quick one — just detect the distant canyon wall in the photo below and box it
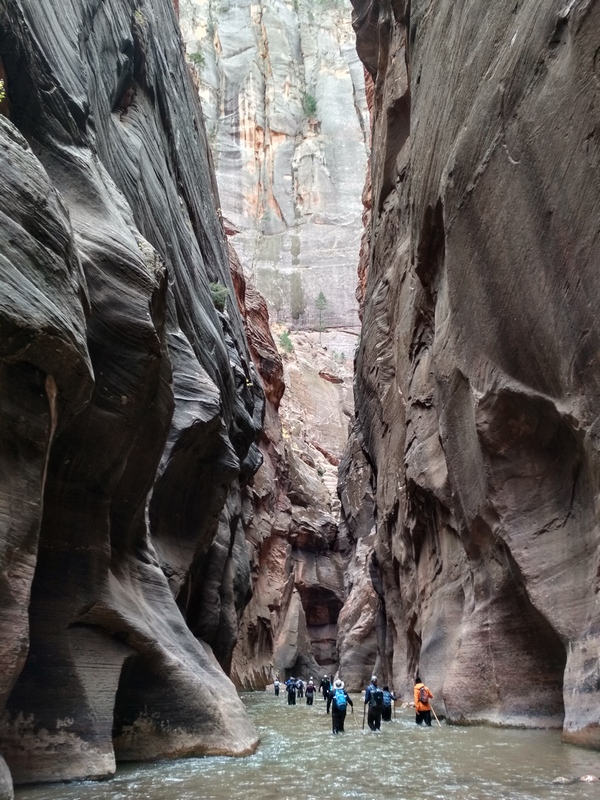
[230,309,351,688]
[339,0,600,749]
[0,0,268,791]
[179,0,369,330]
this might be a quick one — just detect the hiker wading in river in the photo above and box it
[327,679,353,733]
[286,677,297,705]
[414,675,433,726]
[381,685,396,722]
[364,675,384,731]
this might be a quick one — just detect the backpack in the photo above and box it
[370,686,384,708]
[382,690,392,707]
[418,685,429,704]
[333,687,347,710]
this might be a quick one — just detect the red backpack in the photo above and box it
[418,685,429,704]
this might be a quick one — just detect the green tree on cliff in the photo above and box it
[315,290,327,336]
[302,92,317,118]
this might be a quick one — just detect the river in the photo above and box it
[15,692,600,800]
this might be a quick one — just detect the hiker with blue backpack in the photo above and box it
[364,675,384,731]
[327,678,353,733]
[381,685,397,722]
[286,677,297,705]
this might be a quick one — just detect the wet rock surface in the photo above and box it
[339,0,600,745]
[0,0,264,788]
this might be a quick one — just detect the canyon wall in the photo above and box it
[339,0,600,749]
[230,317,351,688]
[179,0,368,330]
[0,0,267,792]
[176,0,361,689]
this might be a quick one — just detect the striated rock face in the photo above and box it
[0,0,264,789]
[179,0,368,330]
[339,0,600,748]
[230,328,351,687]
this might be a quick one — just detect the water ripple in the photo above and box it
[14,693,600,800]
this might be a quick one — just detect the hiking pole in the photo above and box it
[362,702,366,730]
[431,706,442,728]
[351,706,360,731]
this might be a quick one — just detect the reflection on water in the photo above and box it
[15,692,600,800]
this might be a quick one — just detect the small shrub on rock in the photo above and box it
[209,281,229,311]
[279,331,293,353]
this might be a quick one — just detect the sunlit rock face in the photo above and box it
[339,0,600,746]
[0,0,263,789]
[179,0,368,330]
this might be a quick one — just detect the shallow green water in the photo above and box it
[15,693,600,800]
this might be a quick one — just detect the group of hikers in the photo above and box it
[273,672,435,734]
[274,676,319,705]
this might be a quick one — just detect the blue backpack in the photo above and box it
[333,687,347,710]
[383,690,392,707]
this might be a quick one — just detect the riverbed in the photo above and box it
[15,692,600,800]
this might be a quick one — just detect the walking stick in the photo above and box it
[351,706,360,730]
[431,706,442,728]
[362,702,366,730]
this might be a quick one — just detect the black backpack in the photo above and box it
[370,686,384,708]
[418,685,429,704]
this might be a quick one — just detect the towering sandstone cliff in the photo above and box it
[177,0,360,688]
[0,0,271,792]
[179,0,369,330]
[339,0,600,749]
[227,258,349,689]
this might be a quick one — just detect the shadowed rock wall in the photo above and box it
[339,0,600,749]
[228,292,347,688]
[0,0,265,790]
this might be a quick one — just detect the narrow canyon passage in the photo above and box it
[15,695,600,800]
[0,0,600,796]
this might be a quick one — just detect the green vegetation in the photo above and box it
[133,8,146,25]
[290,272,306,321]
[0,80,5,104]
[206,12,216,38]
[279,331,294,354]
[188,50,206,74]
[315,0,344,9]
[315,290,328,331]
[209,281,229,311]
[302,92,317,118]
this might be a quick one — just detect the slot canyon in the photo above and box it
[0,0,599,797]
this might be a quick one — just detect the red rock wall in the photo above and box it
[229,249,346,687]
[340,0,600,748]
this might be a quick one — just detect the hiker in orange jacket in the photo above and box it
[414,675,433,726]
